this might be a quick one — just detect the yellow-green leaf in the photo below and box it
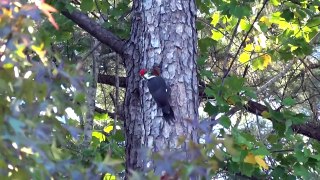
[260,16,272,27]
[31,43,46,59]
[244,153,256,164]
[211,12,220,26]
[239,19,250,31]
[211,30,224,41]
[278,21,291,30]
[239,52,251,63]
[254,45,262,52]
[3,63,14,69]
[103,173,116,180]
[15,44,26,58]
[255,156,269,170]
[262,54,272,67]
[289,44,299,52]
[271,0,280,6]
[103,125,113,133]
[92,131,106,142]
[244,44,254,51]
[261,111,271,118]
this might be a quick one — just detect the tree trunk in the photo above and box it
[124,0,199,175]
[82,40,100,148]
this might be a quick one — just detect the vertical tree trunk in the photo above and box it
[124,0,199,175]
[82,40,100,148]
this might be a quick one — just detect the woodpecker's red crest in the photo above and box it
[152,66,161,76]
[139,69,148,76]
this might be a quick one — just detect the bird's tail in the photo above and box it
[162,105,175,124]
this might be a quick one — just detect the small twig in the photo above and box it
[223,0,269,79]
[109,92,116,105]
[223,18,241,74]
[80,42,101,62]
[300,58,320,82]
[94,0,107,21]
[113,55,120,135]
[270,149,294,153]
[257,59,296,94]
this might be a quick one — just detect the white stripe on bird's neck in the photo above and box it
[143,73,157,80]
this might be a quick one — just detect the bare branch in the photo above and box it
[257,59,296,94]
[98,74,126,87]
[61,10,126,56]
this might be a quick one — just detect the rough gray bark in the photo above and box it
[123,0,199,175]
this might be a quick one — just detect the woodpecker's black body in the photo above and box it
[140,69,175,124]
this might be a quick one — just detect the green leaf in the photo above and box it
[252,57,265,70]
[285,120,293,135]
[230,5,251,18]
[271,166,285,178]
[51,139,65,160]
[219,115,231,128]
[252,146,270,156]
[293,164,310,178]
[204,102,218,116]
[196,21,205,30]
[281,9,294,21]
[112,130,125,142]
[8,117,25,134]
[267,134,278,143]
[224,76,245,93]
[282,97,296,106]
[259,23,268,32]
[240,132,256,143]
[74,92,86,104]
[240,162,255,177]
[242,87,257,99]
[306,15,320,27]
[198,37,216,53]
[294,150,307,163]
[291,113,307,125]
[200,70,213,78]
[197,56,207,66]
[80,0,95,12]
[272,121,285,136]
[10,169,30,180]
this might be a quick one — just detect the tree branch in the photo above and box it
[257,59,296,94]
[246,100,320,141]
[61,10,126,56]
[98,74,126,87]
[95,107,124,120]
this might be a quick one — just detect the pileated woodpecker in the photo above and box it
[139,68,175,124]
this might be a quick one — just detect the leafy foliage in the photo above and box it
[0,1,123,179]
